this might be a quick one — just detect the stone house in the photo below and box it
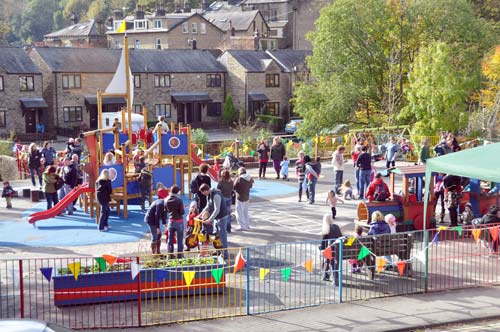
[43,19,108,49]
[0,47,51,140]
[29,47,226,134]
[218,49,309,123]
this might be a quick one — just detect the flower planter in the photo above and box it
[53,264,226,306]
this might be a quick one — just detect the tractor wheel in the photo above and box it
[185,234,199,249]
[212,236,224,249]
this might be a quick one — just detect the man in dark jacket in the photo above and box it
[144,198,167,254]
[191,163,212,211]
[478,206,500,253]
[270,137,286,179]
[356,146,372,199]
[200,183,230,259]
[62,157,78,215]
[165,185,185,256]
[233,167,254,231]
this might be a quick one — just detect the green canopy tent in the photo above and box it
[423,142,500,231]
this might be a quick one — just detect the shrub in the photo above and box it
[223,95,237,124]
[256,115,284,131]
[191,128,209,146]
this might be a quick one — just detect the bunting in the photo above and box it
[451,226,463,237]
[259,268,270,280]
[345,237,356,247]
[281,268,291,282]
[211,268,224,284]
[40,267,53,282]
[68,262,81,281]
[322,246,333,260]
[376,257,387,273]
[431,233,439,245]
[490,227,499,242]
[95,257,107,272]
[183,271,196,287]
[472,229,482,243]
[234,250,246,274]
[303,259,314,273]
[438,226,449,231]
[155,270,169,284]
[131,262,142,280]
[103,254,117,266]
[396,261,406,276]
[357,246,371,260]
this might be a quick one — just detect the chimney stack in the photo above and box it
[69,12,79,25]
[183,4,191,13]
[113,10,124,20]
[135,5,145,20]
[155,4,166,17]
[202,0,210,11]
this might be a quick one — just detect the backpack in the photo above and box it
[190,174,200,194]
[373,183,388,201]
[55,177,64,191]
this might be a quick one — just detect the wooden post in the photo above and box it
[122,142,128,219]
[124,36,133,158]
[97,90,104,163]
[187,125,192,199]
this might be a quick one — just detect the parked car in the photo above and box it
[285,119,303,134]
[0,319,74,332]
[319,123,349,135]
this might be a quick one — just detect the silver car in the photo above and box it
[0,319,74,332]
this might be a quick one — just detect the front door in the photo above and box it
[177,104,185,124]
[186,103,193,124]
[89,107,98,129]
[25,111,36,133]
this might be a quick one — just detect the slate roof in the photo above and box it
[268,50,311,72]
[224,50,284,72]
[203,10,260,31]
[0,47,41,74]
[44,20,101,39]
[243,0,289,3]
[34,47,226,73]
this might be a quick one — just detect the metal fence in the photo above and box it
[1,226,500,329]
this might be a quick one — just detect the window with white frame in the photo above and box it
[264,102,280,116]
[265,73,280,87]
[0,110,5,127]
[19,76,34,91]
[134,20,147,30]
[154,74,171,87]
[113,20,123,31]
[63,106,83,122]
[270,9,278,21]
[155,104,171,118]
[134,75,141,88]
[155,38,161,50]
[135,39,141,49]
[62,74,81,89]
[153,19,162,29]
[182,22,188,33]
[206,74,221,88]
[191,22,198,34]
[114,40,122,49]
[200,23,206,34]
[0,76,3,91]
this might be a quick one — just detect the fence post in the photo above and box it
[338,239,343,303]
[136,256,142,327]
[18,260,24,318]
[245,247,251,316]
[424,230,429,293]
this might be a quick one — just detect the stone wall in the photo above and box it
[0,155,18,181]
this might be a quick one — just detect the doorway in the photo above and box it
[25,111,36,133]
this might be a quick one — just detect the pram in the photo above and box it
[223,152,245,171]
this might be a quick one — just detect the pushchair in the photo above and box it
[221,152,245,178]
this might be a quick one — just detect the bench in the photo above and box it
[332,233,413,281]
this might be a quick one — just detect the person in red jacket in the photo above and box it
[366,173,391,202]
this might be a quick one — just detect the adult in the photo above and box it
[444,175,462,226]
[28,143,43,188]
[356,146,372,200]
[199,183,230,259]
[42,165,60,210]
[256,138,270,179]
[144,198,166,254]
[418,139,430,165]
[153,116,170,134]
[319,214,343,282]
[384,136,399,169]
[477,206,500,253]
[304,155,319,204]
[103,152,115,166]
[447,133,461,152]
[40,141,57,167]
[71,138,83,161]
[366,173,391,202]
[368,211,391,235]
[351,145,362,196]
[270,136,286,179]
[62,156,78,215]
[332,146,346,195]
[433,173,446,223]
[191,163,212,211]
[295,151,306,202]
[434,140,447,157]
[233,167,254,230]
[217,169,234,233]
[96,169,113,231]
[165,185,185,256]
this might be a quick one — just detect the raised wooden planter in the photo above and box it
[53,264,226,306]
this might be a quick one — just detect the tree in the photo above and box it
[223,95,236,124]
[19,0,59,42]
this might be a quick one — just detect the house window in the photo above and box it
[270,9,278,21]
[206,74,221,88]
[207,102,222,116]
[0,76,3,91]
[114,40,122,49]
[200,23,206,34]
[191,22,198,34]
[134,39,141,49]
[155,38,162,50]
[63,106,83,122]
[155,104,171,118]
[0,110,5,127]
[113,20,123,31]
[153,19,162,29]
[182,22,188,33]
[264,102,280,116]
[133,104,143,114]
[154,74,171,87]
[134,75,141,88]
[62,74,81,89]
[134,20,147,30]
[19,76,34,91]
[266,73,280,87]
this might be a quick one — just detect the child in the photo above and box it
[326,190,344,219]
[280,156,290,181]
[156,182,169,199]
[200,209,214,240]
[384,214,397,269]
[138,166,152,212]
[348,226,364,273]
[461,202,474,225]
[315,157,322,176]
[341,180,354,200]
[185,201,198,251]
[2,181,15,209]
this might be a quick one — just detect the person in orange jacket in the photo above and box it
[366,173,391,202]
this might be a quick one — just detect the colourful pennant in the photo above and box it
[155,270,169,284]
[131,262,142,280]
[345,237,356,247]
[357,246,371,260]
[250,150,256,157]
[234,250,246,273]
[438,226,448,231]
[259,268,270,280]
[211,268,224,284]
[281,267,291,282]
[396,261,406,276]
[103,254,117,266]
[431,233,439,245]
[116,257,133,263]
[287,140,293,148]
[451,226,463,237]
[489,227,499,242]
[293,143,299,149]
[183,271,196,287]
[40,267,53,282]
[95,257,107,272]
[472,229,482,243]
[303,259,313,273]
[322,246,333,260]
[68,262,81,281]
[376,257,387,273]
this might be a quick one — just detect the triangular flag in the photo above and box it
[116,257,133,263]
[103,254,117,266]
[281,267,291,282]
[322,246,333,260]
[472,229,482,243]
[345,237,356,247]
[95,257,107,272]
[489,227,499,242]
[131,262,142,280]
[357,246,371,260]
[211,268,224,284]
[376,257,387,273]
[451,226,463,237]
[396,261,406,276]
[431,233,439,245]
[155,270,169,284]
[40,267,53,282]
[183,271,196,287]
[414,250,426,264]
[438,226,448,231]
[68,262,81,281]
[303,259,313,273]
[233,250,246,273]
[259,268,270,280]
[105,48,134,105]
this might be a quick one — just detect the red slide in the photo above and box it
[28,183,94,224]
[191,144,218,182]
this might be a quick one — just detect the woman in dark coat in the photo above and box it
[270,136,286,179]
[96,169,113,232]
[319,214,343,282]
[28,143,43,187]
